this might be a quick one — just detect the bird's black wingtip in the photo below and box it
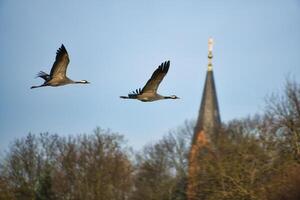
[161,60,170,72]
[165,60,170,67]
[158,60,170,70]
[56,44,68,55]
[59,44,67,52]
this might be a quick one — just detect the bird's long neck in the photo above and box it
[74,80,85,84]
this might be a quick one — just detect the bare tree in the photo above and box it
[131,120,193,200]
[0,128,133,200]
[265,79,300,162]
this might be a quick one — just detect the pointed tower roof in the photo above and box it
[192,38,221,145]
[187,38,222,200]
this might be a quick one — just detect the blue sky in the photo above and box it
[0,0,300,151]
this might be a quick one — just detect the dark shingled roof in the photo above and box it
[193,70,221,145]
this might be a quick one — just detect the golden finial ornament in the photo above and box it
[207,37,213,71]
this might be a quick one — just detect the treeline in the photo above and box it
[0,80,299,200]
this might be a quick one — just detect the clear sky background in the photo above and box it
[0,0,300,151]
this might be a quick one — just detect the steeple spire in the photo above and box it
[193,37,220,142]
[187,38,221,200]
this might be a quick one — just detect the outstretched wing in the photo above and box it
[50,44,70,79]
[141,61,170,94]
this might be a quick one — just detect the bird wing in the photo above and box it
[141,61,170,94]
[50,44,70,79]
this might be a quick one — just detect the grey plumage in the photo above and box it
[120,61,179,102]
[31,44,90,89]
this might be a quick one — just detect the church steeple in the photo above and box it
[193,37,221,144]
[187,38,221,200]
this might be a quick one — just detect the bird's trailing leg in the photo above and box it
[30,84,47,89]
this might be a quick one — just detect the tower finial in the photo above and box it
[208,37,213,71]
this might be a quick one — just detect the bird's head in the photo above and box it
[170,95,180,99]
[78,80,90,84]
